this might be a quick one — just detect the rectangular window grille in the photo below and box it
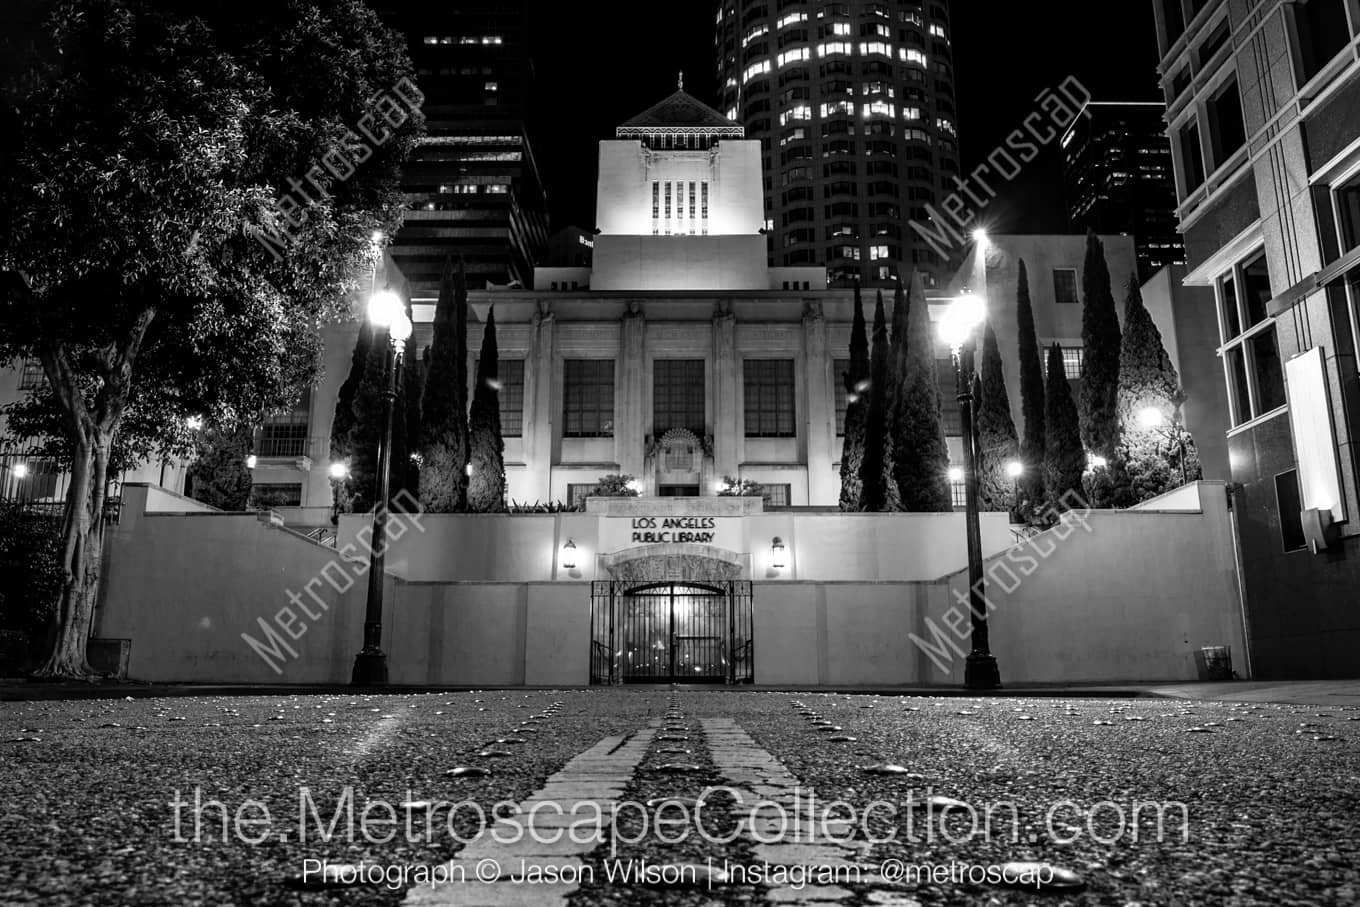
[743,359,796,437]
[653,360,706,435]
[563,359,615,438]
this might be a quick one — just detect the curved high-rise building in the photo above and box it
[715,0,961,289]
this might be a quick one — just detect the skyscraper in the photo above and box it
[715,0,962,289]
[372,1,549,299]
[1061,100,1185,282]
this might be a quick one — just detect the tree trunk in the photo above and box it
[30,433,111,679]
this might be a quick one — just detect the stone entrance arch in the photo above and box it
[598,543,747,584]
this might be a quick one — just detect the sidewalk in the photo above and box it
[4,678,1360,705]
[1142,680,1360,707]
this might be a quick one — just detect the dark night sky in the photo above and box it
[528,1,1163,234]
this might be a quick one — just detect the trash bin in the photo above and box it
[1200,646,1232,681]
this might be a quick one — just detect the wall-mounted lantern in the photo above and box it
[770,536,786,570]
[562,539,577,570]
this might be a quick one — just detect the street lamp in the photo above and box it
[352,288,412,686]
[939,290,1002,691]
[1138,406,1190,487]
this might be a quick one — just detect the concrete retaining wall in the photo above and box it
[96,483,1247,686]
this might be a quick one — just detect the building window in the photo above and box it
[653,360,706,435]
[744,359,796,438]
[563,359,615,438]
[18,357,46,391]
[248,483,302,509]
[1218,251,1286,426]
[258,389,311,457]
[1274,470,1308,552]
[949,475,967,508]
[1294,0,1351,84]
[1179,120,1205,193]
[1053,268,1079,305]
[760,484,791,507]
[1043,347,1085,381]
[834,358,850,436]
[489,359,524,438]
[664,183,673,234]
[567,483,599,509]
[1207,78,1246,167]
[1336,168,1360,255]
[652,181,660,235]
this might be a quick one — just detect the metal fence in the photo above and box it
[0,445,122,523]
[590,580,754,685]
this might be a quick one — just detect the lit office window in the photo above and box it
[901,48,928,66]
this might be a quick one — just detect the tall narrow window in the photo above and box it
[1179,120,1205,193]
[1207,78,1246,166]
[664,182,673,235]
[652,181,660,235]
[1218,250,1287,426]
[1295,0,1351,84]
[743,359,796,438]
[701,182,710,234]
[653,360,706,435]
[688,181,697,233]
[1052,268,1079,305]
[496,359,525,438]
[833,358,850,436]
[259,389,311,457]
[563,359,615,438]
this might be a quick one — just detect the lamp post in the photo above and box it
[1006,459,1025,523]
[352,289,412,686]
[940,291,1002,690]
[1138,407,1189,487]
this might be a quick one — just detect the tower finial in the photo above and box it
[678,70,684,90]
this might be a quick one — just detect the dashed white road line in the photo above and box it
[403,725,655,906]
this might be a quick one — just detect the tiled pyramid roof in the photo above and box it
[617,89,744,135]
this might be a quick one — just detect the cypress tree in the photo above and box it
[890,270,952,512]
[467,306,507,512]
[185,424,253,511]
[1015,258,1046,519]
[976,322,1021,513]
[838,282,870,511]
[1079,230,1122,459]
[857,292,901,512]
[1117,277,1203,502]
[419,258,470,512]
[347,317,406,514]
[1044,343,1086,512]
[330,322,371,464]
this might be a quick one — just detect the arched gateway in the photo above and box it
[589,544,754,685]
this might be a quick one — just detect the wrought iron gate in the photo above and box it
[590,581,753,684]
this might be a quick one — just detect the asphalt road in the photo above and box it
[2,689,1357,905]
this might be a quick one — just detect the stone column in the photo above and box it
[524,304,556,503]
[712,301,740,481]
[802,300,834,506]
[617,302,647,484]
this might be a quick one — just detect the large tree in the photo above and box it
[1079,230,1123,460]
[838,283,869,511]
[1014,258,1046,520]
[467,306,506,512]
[399,322,424,507]
[1117,276,1202,502]
[419,259,469,512]
[976,323,1020,514]
[890,271,952,512]
[857,292,900,512]
[1044,343,1086,512]
[0,0,420,677]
